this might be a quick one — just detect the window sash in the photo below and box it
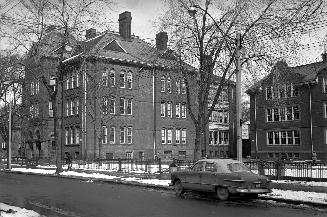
[176,129,180,144]
[181,129,186,144]
[167,129,172,144]
[120,127,125,144]
[167,102,172,118]
[102,126,108,144]
[119,72,125,88]
[110,127,115,144]
[161,102,165,117]
[127,127,132,144]
[181,103,186,118]
[167,77,171,93]
[127,72,132,89]
[161,128,166,144]
[120,97,125,115]
[176,103,180,118]
[75,127,80,144]
[161,76,165,92]
[127,99,132,115]
[110,97,116,114]
[110,70,115,87]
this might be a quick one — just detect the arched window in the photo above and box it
[127,71,132,89]
[110,69,115,87]
[167,77,171,93]
[119,71,125,88]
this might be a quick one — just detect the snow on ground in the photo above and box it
[0,203,42,217]
[6,167,327,205]
[273,180,327,187]
[265,189,327,204]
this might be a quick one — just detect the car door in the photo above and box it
[200,162,217,192]
[184,161,204,190]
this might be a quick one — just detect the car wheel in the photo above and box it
[174,180,185,196]
[216,187,229,201]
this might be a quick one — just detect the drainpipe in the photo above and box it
[254,94,258,157]
[309,84,313,157]
[152,67,157,159]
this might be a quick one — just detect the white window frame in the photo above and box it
[119,71,125,88]
[181,103,186,118]
[175,129,180,144]
[75,127,80,144]
[65,128,69,145]
[176,103,180,118]
[120,126,125,144]
[167,77,171,93]
[110,69,116,87]
[120,97,125,115]
[161,128,166,144]
[102,71,108,86]
[110,96,116,114]
[127,98,132,115]
[182,129,186,144]
[76,99,79,115]
[167,102,172,118]
[110,126,115,144]
[102,125,108,144]
[181,79,186,94]
[102,96,108,115]
[127,126,133,144]
[176,79,181,94]
[30,81,35,95]
[167,129,172,144]
[161,76,165,92]
[127,71,132,89]
[161,102,166,117]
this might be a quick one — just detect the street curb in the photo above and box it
[271,182,327,193]
[3,170,327,208]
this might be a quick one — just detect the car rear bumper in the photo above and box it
[233,188,271,194]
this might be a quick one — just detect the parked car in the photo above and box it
[170,159,272,200]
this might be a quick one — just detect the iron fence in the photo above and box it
[3,157,327,181]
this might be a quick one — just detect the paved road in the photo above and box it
[0,172,326,217]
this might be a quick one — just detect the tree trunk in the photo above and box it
[53,96,62,174]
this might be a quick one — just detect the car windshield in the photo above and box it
[227,163,250,172]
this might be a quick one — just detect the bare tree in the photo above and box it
[1,0,114,173]
[159,0,325,160]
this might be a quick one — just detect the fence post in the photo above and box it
[158,158,162,173]
[258,160,265,175]
[118,158,122,172]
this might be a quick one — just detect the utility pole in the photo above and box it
[236,33,242,162]
[7,102,12,170]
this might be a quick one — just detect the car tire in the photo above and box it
[174,180,185,196]
[216,187,229,201]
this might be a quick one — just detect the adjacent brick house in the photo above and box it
[247,57,327,161]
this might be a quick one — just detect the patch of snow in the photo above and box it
[272,180,327,187]
[265,189,327,204]
[0,203,42,217]
[60,171,118,180]
[11,168,55,174]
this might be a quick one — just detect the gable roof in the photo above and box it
[65,31,194,71]
[247,60,327,94]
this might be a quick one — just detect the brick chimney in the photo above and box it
[322,52,327,62]
[156,32,168,50]
[119,11,132,40]
[85,28,96,40]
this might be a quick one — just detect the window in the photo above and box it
[266,86,272,100]
[119,71,125,88]
[126,152,132,159]
[66,75,70,90]
[71,100,75,115]
[127,71,132,89]
[181,79,186,94]
[176,79,181,94]
[76,99,79,115]
[120,127,125,144]
[161,128,166,144]
[167,102,172,118]
[76,72,79,87]
[267,130,300,145]
[75,127,80,144]
[167,129,172,144]
[127,127,133,144]
[291,84,299,97]
[30,81,35,95]
[161,102,165,117]
[286,107,293,120]
[175,128,180,144]
[182,129,186,144]
[35,80,39,94]
[323,78,327,93]
[49,102,53,117]
[110,96,115,114]
[66,101,70,116]
[71,73,75,88]
[279,85,286,98]
[267,109,272,122]
[127,99,132,115]
[273,108,279,122]
[293,106,300,120]
[267,106,300,122]
[181,103,186,118]
[223,132,229,144]
[139,152,144,160]
[163,150,172,159]
[280,107,285,121]
[110,127,115,144]
[65,128,69,145]
[120,97,125,115]
[50,76,56,91]
[34,104,39,117]
[71,127,75,144]
[102,96,108,115]
[102,126,108,144]
[176,103,180,118]
[178,151,186,159]
[30,105,34,118]
[102,71,108,86]
[167,77,171,93]
[161,76,165,92]
[110,69,115,87]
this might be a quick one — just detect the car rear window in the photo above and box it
[205,163,216,172]
[227,163,250,172]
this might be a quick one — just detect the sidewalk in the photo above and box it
[3,165,327,208]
